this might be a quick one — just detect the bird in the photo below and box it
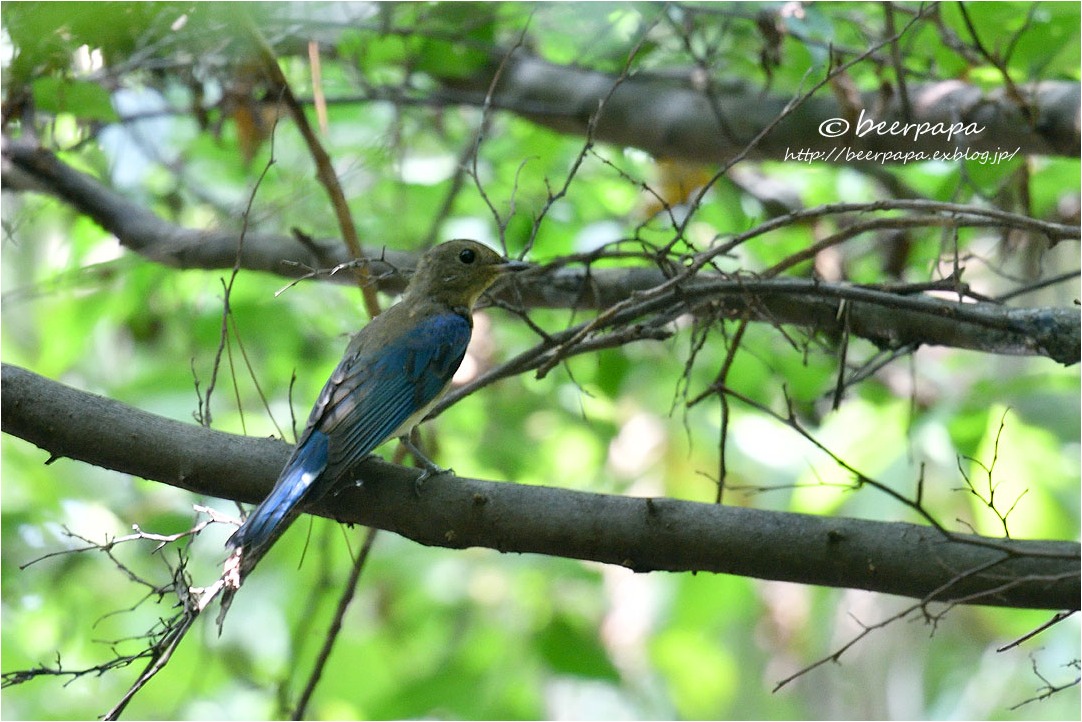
[222,239,527,588]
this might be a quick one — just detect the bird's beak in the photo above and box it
[498,259,532,274]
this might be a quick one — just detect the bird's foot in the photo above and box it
[413,463,454,496]
[399,436,452,496]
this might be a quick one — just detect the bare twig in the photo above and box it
[1009,655,1081,710]
[1,510,229,720]
[998,610,1077,652]
[243,15,382,320]
[198,109,280,428]
[291,527,379,719]
[954,409,1023,538]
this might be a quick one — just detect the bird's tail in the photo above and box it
[218,431,330,631]
[226,430,329,556]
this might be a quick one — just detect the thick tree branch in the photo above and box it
[442,54,1081,161]
[4,138,1078,366]
[3,363,1078,611]
[0,136,416,294]
[602,276,1082,367]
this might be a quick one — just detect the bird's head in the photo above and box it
[406,239,528,309]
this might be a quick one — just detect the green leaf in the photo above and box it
[536,614,620,680]
[414,3,495,79]
[31,77,118,122]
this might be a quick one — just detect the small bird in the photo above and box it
[223,239,526,584]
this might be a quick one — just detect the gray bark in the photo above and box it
[4,139,1078,366]
[444,55,1081,162]
[4,363,1078,611]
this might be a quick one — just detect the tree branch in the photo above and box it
[4,363,1078,611]
[0,136,417,290]
[4,138,1078,366]
[441,54,1081,161]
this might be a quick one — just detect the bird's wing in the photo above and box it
[313,310,471,482]
[226,311,470,554]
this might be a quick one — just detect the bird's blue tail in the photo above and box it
[226,430,330,554]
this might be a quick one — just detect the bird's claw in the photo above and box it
[413,463,453,496]
[399,434,452,495]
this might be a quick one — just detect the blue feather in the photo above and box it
[227,429,329,551]
[226,311,471,554]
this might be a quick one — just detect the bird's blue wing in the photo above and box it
[227,311,470,553]
[318,311,471,477]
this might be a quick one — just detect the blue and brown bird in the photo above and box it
[222,239,526,600]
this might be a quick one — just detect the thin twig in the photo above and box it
[243,15,382,320]
[291,527,380,720]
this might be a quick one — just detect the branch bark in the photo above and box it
[0,136,416,292]
[441,54,1081,161]
[4,363,1078,611]
[4,138,1078,366]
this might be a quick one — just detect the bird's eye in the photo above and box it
[459,248,476,264]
